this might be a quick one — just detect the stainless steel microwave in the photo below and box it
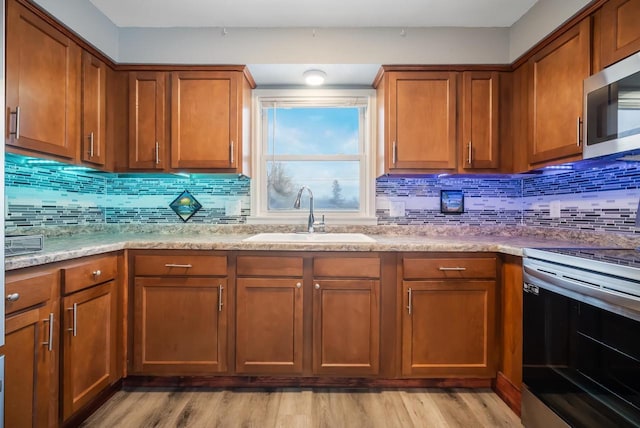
[583,52,640,159]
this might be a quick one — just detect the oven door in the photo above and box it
[523,284,640,428]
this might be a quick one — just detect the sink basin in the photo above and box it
[243,233,376,243]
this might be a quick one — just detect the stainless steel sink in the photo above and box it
[243,233,376,243]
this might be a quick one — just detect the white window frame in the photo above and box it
[248,88,377,225]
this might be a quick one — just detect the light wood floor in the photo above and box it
[81,387,523,428]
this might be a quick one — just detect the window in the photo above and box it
[249,89,376,224]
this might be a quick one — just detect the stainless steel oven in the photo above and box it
[523,248,640,428]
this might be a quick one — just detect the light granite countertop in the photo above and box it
[7,224,640,271]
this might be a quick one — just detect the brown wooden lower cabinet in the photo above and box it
[312,279,380,376]
[401,280,496,377]
[62,280,117,421]
[235,277,304,374]
[133,276,228,374]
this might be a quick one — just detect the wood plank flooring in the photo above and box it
[80,387,523,427]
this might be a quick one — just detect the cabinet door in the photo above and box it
[312,279,380,376]
[171,71,239,169]
[528,19,590,165]
[388,72,457,171]
[5,305,56,428]
[62,281,116,421]
[81,51,107,166]
[6,0,80,159]
[133,277,227,374]
[461,71,500,170]
[600,0,640,68]
[236,278,303,374]
[129,72,166,169]
[401,280,496,377]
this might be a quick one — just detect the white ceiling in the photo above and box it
[89,0,538,28]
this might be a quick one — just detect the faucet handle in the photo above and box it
[314,215,326,233]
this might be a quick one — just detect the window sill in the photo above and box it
[247,215,378,226]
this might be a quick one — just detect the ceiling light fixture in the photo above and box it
[303,69,326,86]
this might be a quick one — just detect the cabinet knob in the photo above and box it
[296,282,302,289]
[314,283,320,290]
[92,270,102,277]
[6,293,20,302]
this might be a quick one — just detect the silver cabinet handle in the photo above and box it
[6,293,20,302]
[296,282,302,289]
[88,132,95,158]
[438,267,467,271]
[9,106,20,139]
[467,141,472,165]
[229,140,234,165]
[218,284,224,312]
[155,141,160,165]
[392,141,397,165]
[67,303,78,337]
[407,287,412,315]
[164,263,193,268]
[576,117,582,147]
[92,269,101,277]
[42,313,54,351]
[314,283,320,290]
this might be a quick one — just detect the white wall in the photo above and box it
[31,0,119,60]
[118,27,510,65]
[509,0,591,62]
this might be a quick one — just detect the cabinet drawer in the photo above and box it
[5,270,56,315]
[62,254,117,294]
[134,254,227,277]
[237,256,303,277]
[313,257,380,279]
[403,257,496,280]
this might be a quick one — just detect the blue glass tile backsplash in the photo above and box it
[5,154,640,235]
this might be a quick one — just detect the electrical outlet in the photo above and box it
[225,200,242,216]
[549,201,561,218]
[389,201,405,217]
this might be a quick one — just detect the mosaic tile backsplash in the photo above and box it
[5,154,640,235]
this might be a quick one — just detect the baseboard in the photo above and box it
[493,371,521,416]
[123,375,494,389]
[62,379,123,428]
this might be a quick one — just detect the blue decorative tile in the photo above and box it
[169,190,202,222]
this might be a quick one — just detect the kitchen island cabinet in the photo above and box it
[528,18,591,166]
[132,253,229,375]
[400,254,498,378]
[5,0,80,161]
[61,254,118,422]
[4,269,59,428]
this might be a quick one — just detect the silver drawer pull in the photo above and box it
[42,313,54,351]
[296,282,302,289]
[67,303,78,337]
[218,284,224,312]
[407,287,413,315]
[438,267,467,271]
[164,264,193,268]
[6,293,20,302]
[92,269,102,277]
[9,107,20,139]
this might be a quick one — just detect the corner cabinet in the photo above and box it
[599,0,640,69]
[377,71,458,173]
[528,18,591,166]
[132,253,229,375]
[81,51,107,167]
[5,0,80,160]
[400,254,498,378]
[128,72,167,170]
[460,71,500,171]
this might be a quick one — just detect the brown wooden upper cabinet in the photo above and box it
[171,71,239,170]
[81,51,107,167]
[599,0,640,69]
[528,18,591,166]
[5,0,80,160]
[377,71,458,174]
[129,72,167,170]
[461,71,500,171]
